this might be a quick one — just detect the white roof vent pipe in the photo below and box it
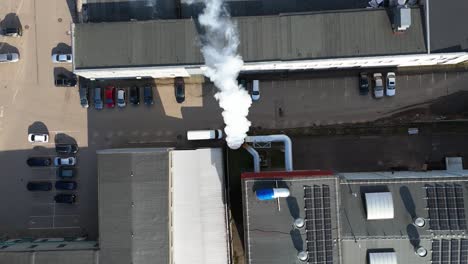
[297,251,308,262]
[245,135,293,171]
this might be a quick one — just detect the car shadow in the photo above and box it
[0,13,22,30]
[54,133,78,145]
[28,122,49,135]
[0,42,19,54]
[53,67,74,79]
[51,43,72,56]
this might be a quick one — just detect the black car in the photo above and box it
[174,77,185,103]
[54,194,76,204]
[129,86,140,105]
[1,27,22,37]
[27,157,52,167]
[143,85,154,105]
[55,181,77,190]
[55,144,78,154]
[27,181,52,191]
[55,74,77,87]
[56,167,76,178]
[79,86,89,108]
[359,73,369,95]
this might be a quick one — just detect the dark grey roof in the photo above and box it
[73,8,426,69]
[0,250,98,264]
[97,148,170,264]
[242,176,339,264]
[430,0,468,53]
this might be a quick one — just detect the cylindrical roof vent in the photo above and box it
[297,251,308,262]
[256,188,290,200]
[416,246,427,257]
[414,217,426,228]
[294,218,305,229]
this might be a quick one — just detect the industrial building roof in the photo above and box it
[97,148,170,264]
[73,8,426,69]
[242,169,468,264]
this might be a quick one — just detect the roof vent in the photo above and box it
[415,246,427,257]
[365,192,394,220]
[294,218,305,229]
[414,217,426,228]
[369,252,397,264]
[297,251,308,262]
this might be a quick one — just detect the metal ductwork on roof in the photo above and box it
[365,192,394,220]
[244,134,293,172]
[369,252,397,264]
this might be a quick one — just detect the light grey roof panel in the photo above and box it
[97,148,169,264]
[0,251,98,264]
[74,8,426,69]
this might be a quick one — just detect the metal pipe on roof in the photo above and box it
[245,134,293,171]
[243,144,260,173]
[425,0,431,54]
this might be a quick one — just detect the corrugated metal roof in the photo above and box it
[369,252,398,264]
[97,148,170,264]
[73,8,426,69]
[365,192,394,220]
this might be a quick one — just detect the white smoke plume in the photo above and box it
[183,0,252,149]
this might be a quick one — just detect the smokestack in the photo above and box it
[182,0,252,149]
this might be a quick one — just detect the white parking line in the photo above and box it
[28,226,80,230]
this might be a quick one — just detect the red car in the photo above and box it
[105,86,115,108]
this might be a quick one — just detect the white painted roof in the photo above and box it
[365,192,394,220]
[170,148,228,264]
[369,252,398,264]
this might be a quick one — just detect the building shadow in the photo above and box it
[65,0,78,23]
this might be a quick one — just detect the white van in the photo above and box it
[251,80,260,101]
[187,129,223,141]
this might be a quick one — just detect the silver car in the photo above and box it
[51,54,72,63]
[117,89,126,108]
[0,53,19,63]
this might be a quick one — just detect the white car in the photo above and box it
[386,72,396,97]
[52,54,72,63]
[117,89,126,108]
[28,133,49,143]
[54,157,76,166]
[0,53,19,63]
[251,80,260,101]
[373,73,384,99]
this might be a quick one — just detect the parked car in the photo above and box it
[174,77,185,103]
[56,167,76,178]
[129,86,140,105]
[55,181,77,190]
[144,85,154,105]
[117,88,126,108]
[27,181,52,191]
[27,157,52,167]
[105,86,115,108]
[373,73,384,98]
[79,86,89,108]
[28,133,49,143]
[251,80,260,101]
[52,54,72,63]
[0,27,22,37]
[54,74,77,87]
[54,194,76,204]
[94,87,103,110]
[55,144,78,154]
[187,129,223,140]
[54,157,76,166]
[0,53,19,63]
[359,73,369,95]
[386,72,396,97]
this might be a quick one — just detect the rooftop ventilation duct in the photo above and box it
[297,251,308,262]
[369,252,397,264]
[415,246,427,257]
[365,192,394,220]
[244,134,293,171]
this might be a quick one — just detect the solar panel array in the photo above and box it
[425,184,467,230]
[431,239,468,264]
[304,185,333,264]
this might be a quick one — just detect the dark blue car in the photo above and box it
[55,181,77,190]
[27,181,52,191]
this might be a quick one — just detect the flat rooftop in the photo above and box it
[73,8,426,69]
[97,148,170,264]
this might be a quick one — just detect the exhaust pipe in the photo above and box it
[243,144,260,173]
[245,135,293,171]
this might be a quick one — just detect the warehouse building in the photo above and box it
[72,7,468,80]
[0,148,229,264]
[241,158,468,264]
